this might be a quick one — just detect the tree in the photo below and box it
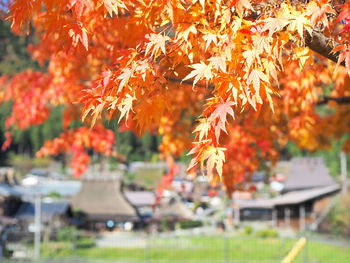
[1,0,350,194]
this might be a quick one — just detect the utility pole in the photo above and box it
[340,152,347,195]
[34,192,41,260]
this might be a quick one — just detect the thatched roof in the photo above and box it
[153,196,194,220]
[124,191,156,207]
[283,157,336,192]
[71,176,138,221]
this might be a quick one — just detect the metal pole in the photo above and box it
[285,207,290,228]
[299,204,305,232]
[272,209,277,228]
[340,152,347,194]
[233,191,240,227]
[34,192,41,260]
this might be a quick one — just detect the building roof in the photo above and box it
[124,191,156,207]
[237,199,275,209]
[15,201,70,221]
[71,178,138,221]
[0,184,22,198]
[282,157,336,192]
[153,196,194,220]
[236,184,340,209]
[272,184,340,206]
[1,180,81,200]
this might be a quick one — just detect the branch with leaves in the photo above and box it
[1,0,350,193]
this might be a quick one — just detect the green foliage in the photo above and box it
[6,152,33,176]
[56,226,77,242]
[178,220,203,229]
[123,172,137,184]
[255,228,279,239]
[56,227,95,250]
[47,191,62,199]
[324,193,350,237]
[244,225,253,235]
[40,242,73,258]
[0,20,40,75]
[32,156,52,167]
[76,237,96,249]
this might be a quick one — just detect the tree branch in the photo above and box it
[317,96,350,105]
[305,31,344,67]
[165,76,215,89]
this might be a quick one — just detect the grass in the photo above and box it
[40,235,350,263]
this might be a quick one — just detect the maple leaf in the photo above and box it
[336,48,350,76]
[145,33,170,58]
[183,62,213,87]
[7,0,34,34]
[176,24,197,42]
[194,118,211,142]
[102,0,128,16]
[117,68,133,93]
[306,0,335,28]
[287,14,312,39]
[335,2,350,25]
[117,94,135,123]
[203,33,218,51]
[262,17,289,38]
[90,101,105,127]
[68,23,89,50]
[67,0,92,18]
[6,0,350,197]
[208,56,226,73]
[229,0,252,17]
[293,47,312,69]
[203,146,226,180]
[247,69,269,94]
[211,100,235,125]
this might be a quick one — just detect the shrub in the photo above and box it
[244,225,253,235]
[56,226,76,242]
[179,220,203,229]
[76,237,96,249]
[322,193,350,237]
[255,228,278,238]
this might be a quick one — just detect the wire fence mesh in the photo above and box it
[2,230,350,263]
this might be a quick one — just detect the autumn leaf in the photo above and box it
[262,17,289,38]
[194,118,211,142]
[145,33,170,58]
[117,68,133,93]
[117,94,135,123]
[208,56,226,73]
[211,100,235,125]
[306,0,335,28]
[183,62,213,87]
[102,0,128,16]
[229,0,252,17]
[5,0,350,194]
[203,33,218,51]
[67,22,89,50]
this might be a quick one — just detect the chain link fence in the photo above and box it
[2,229,350,263]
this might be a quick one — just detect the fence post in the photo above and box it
[72,229,77,257]
[224,233,229,263]
[34,192,41,261]
[145,234,150,263]
[303,232,309,263]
